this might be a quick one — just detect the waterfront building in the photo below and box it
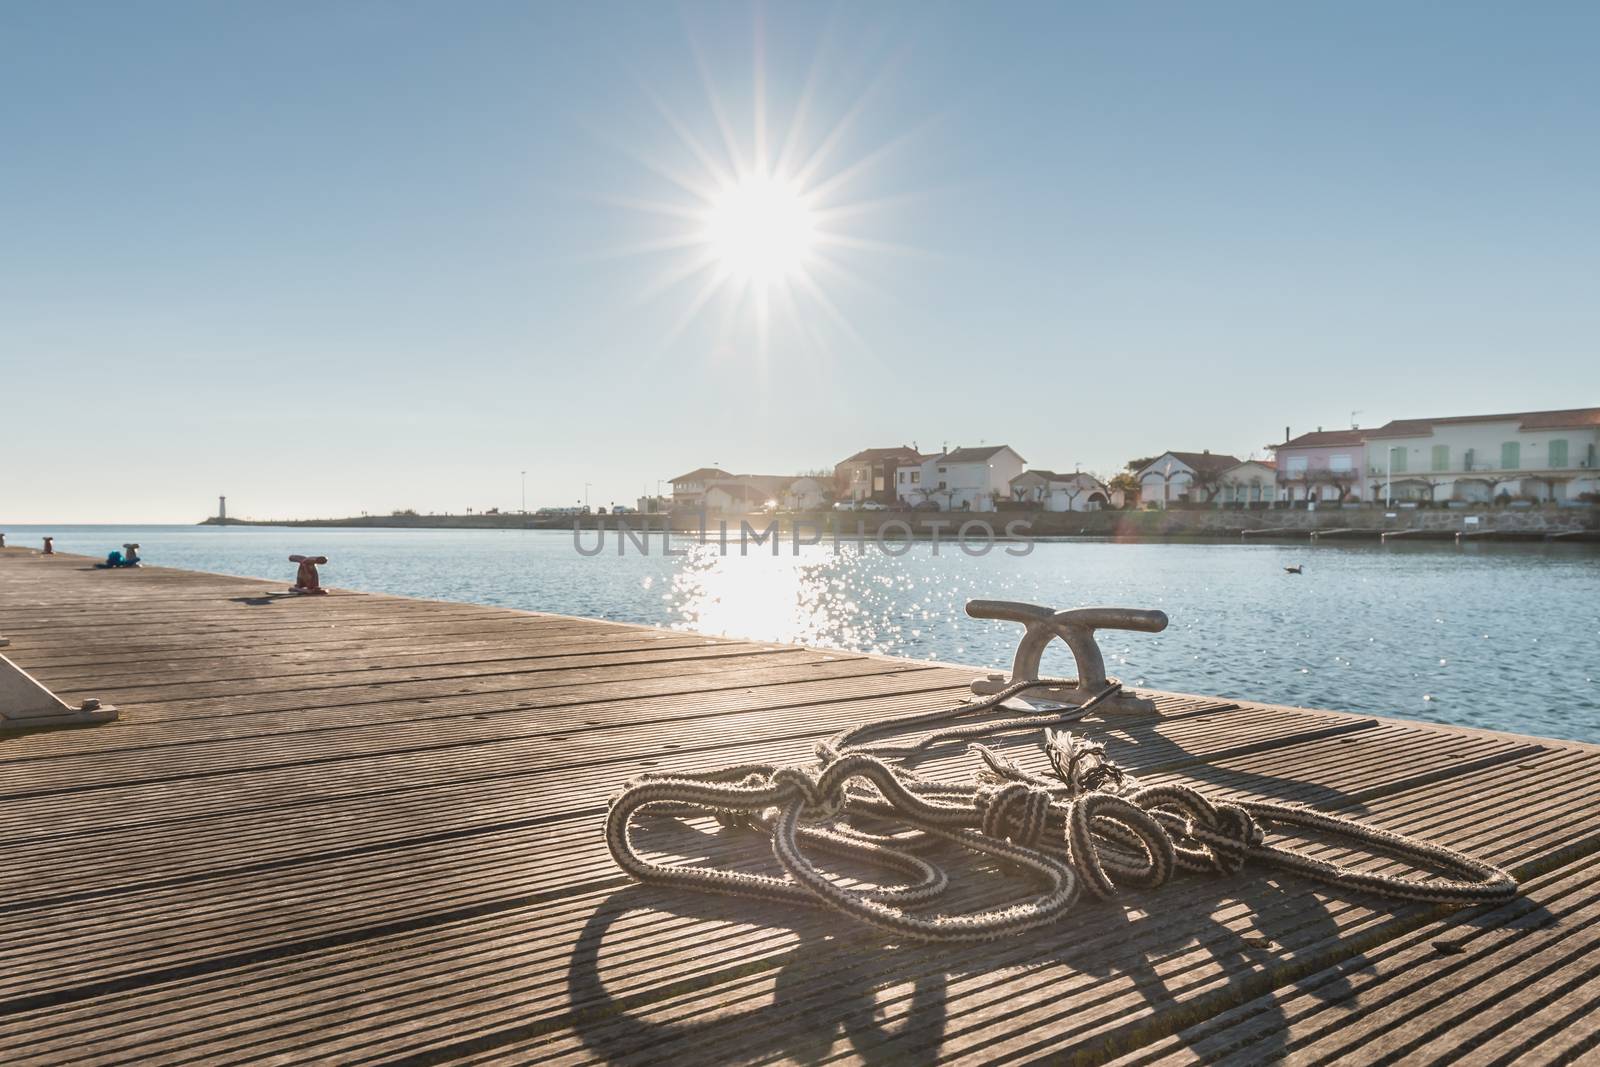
[702,483,774,513]
[1271,429,1367,503]
[1217,460,1282,506]
[1008,470,1111,511]
[1362,408,1600,504]
[835,446,924,504]
[1134,451,1242,508]
[689,473,825,513]
[896,445,1025,511]
[669,467,732,510]
[781,477,827,512]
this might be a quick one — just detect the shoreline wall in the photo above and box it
[200,504,1599,540]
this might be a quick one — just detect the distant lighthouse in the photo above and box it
[218,495,227,523]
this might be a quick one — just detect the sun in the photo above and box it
[593,17,929,359]
[702,171,817,286]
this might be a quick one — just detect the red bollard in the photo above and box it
[42,537,53,555]
[288,554,329,594]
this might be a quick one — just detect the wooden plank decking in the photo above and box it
[2,548,1597,1065]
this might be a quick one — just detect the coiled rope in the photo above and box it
[606,680,1517,942]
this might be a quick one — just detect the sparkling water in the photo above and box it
[7,524,1597,742]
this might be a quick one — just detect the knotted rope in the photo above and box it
[606,679,1517,942]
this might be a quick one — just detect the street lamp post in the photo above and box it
[584,482,592,510]
[521,470,526,515]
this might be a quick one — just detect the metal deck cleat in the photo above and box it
[288,554,330,594]
[966,601,1168,714]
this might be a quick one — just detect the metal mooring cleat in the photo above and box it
[1,653,118,731]
[966,601,1169,714]
[288,554,330,594]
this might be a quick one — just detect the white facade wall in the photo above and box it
[895,463,929,506]
[1137,456,1197,507]
[1013,473,1110,511]
[932,458,989,511]
[899,450,1024,511]
[1046,485,1107,512]
[782,478,826,511]
[1219,462,1282,504]
[1368,421,1600,502]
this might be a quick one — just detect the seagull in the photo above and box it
[1285,565,1303,575]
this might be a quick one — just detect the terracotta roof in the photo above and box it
[1010,470,1106,487]
[942,445,1023,464]
[1148,451,1241,476]
[671,467,732,484]
[1365,408,1600,438]
[1274,429,1365,449]
[1520,408,1600,430]
[840,447,922,465]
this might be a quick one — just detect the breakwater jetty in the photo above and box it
[2,548,1598,1062]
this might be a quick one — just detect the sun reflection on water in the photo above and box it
[664,544,882,651]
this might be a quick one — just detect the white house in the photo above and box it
[669,467,732,510]
[781,477,827,512]
[702,483,771,513]
[1009,470,1110,512]
[1135,451,1242,508]
[1363,408,1600,504]
[896,445,1025,511]
[699,474,817,513]
[1216,461,1281,505]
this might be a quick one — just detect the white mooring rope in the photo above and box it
[606,680,1518,942]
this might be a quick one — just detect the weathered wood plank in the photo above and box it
[1,552,1595,1066]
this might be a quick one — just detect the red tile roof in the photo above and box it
[1010,470,1108,489]
[1365,408,1600,438]
[671,468,732,485]
[942,445,1023,464]
[1153,451,1242,476]
[1274,429,1365,449]
[840,447,922,465]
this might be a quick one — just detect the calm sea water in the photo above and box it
[6,524,1598,742]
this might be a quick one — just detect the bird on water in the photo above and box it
[1285,565,1304,575]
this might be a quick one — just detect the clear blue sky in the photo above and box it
[3,1,1596,522]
